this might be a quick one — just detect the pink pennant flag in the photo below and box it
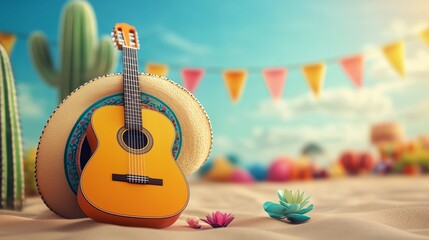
[181,68,205,94]
[339,55,364,88]
[262,68,287,101]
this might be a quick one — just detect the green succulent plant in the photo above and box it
[263,189,313,224]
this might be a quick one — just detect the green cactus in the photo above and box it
[0,44,24,210]
[29,0,117,102]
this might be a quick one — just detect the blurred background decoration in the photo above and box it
[0,0,429,188]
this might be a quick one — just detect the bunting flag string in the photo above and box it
[419,27,429,46]
[181,68,204,94]
[301,63,326,98]
[339,55,364,88]
[0,33,16,54]
[382,41,405,78]
[223,70,247,103]
[262,68,287,101]
[2,25,429,103]
[146,63,169,76]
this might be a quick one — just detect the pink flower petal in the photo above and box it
[186,216,202,229]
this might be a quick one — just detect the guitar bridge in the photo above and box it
[112,174,163,186]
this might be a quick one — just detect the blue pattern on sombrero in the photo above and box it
[64,93,182,194]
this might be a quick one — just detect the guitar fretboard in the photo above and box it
[122,46,142,130]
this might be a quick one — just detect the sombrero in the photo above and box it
[35,73,212,218]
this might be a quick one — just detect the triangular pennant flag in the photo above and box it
[339,55,364,88]
[419,28,429,46]
[0,33,17,55]
[146,63,169,76]
[382,41,405,77]
[223,69,247,103]
[262,68,287,101]
[181,68,204,94]
[301,63,326,97]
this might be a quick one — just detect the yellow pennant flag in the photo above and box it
[223,69,247,103]
[419,28,429,46]
[146,63,169,76]
[301,63,326,97]
[0,33,17,55]
[382,41,405,77]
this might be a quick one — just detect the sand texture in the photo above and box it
[1,176,429,240]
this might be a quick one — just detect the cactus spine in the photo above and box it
[0,44,24,210]
[29,0,117,102]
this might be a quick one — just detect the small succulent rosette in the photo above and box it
[263,189,313,224]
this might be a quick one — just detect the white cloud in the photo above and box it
[154,26,210,55]
[218,123,374,165]
[253,87,393,121]
[17,84,45,119]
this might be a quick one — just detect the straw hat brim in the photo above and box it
[36,73,212,218]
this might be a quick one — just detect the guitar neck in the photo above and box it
[122,46,142,130]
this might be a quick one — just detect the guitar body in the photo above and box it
[77,105,189,228]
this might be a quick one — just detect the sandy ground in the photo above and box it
[1,176,429,240]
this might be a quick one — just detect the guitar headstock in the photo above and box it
[111,23,139,50]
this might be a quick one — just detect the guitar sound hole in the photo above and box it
[122,129,149,150]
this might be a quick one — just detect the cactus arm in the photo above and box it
[28,32,58,87]
[59,2,78,100]
[86,36,118,80]
[60,0,100,100]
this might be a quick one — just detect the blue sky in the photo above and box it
[1,0,429,165]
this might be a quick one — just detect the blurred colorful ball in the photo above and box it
[313,168,329,179]
[339,151,374,175]
[330,163,346,178]
[231,168,255,183]
[291,157,313,180]
[373,160,393,175]
[403,165,421,175]
[198,159,213,176]
[267,156,294,182]
[204,157,235,182]
[248,164,267,181]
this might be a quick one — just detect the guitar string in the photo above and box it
[130,46,139,183]
[122,46,132,180]
[132,47,144,183]
[129,46,141,182]
[132,47,145,183]
[125,47,133,182]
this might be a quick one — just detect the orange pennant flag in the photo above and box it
[223,69,247,103]
[146,63,169,76]
[419,28,429,46]
[339,55,364,88]
[382,41,405,77]
[301,63,326,97]
[0,33,17,55]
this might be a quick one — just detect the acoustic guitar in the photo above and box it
[77,23,189,228]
